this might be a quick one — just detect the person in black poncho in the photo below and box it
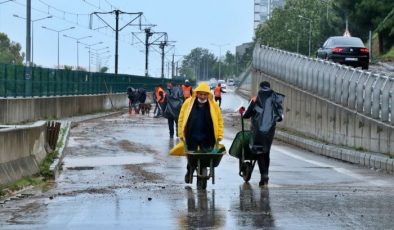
[241,81,284,187]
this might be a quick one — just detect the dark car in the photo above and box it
[316,36,369,69]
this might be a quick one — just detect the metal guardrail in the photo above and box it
[0,64,192,98]
[253,44,394,125]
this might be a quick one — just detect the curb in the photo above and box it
[275,131,393,173]
[48,110,125,179]
[49,121,71,179]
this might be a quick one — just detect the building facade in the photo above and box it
[254,0,286,31]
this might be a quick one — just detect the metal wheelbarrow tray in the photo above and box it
[186,149,226,189]
[229,130,259,182]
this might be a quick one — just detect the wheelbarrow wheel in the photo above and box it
[242,162,253,182]
[197,167,207,190]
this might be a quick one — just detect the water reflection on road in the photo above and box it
[233,183,275,228]
[179,188,225,229]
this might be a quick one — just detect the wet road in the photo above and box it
[1,89,394,229]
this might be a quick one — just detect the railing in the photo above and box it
[0,64,192,98]
[253,44,394,125]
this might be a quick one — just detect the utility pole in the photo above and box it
[172,53,175,78]
[158,41,175,78]
[24,0,32,97]
[26,0,31,66]
[145,28,153,77]
[159,41,166,78]
[138,30,172,77]
[90,10,142,75]
[82,41,103,72]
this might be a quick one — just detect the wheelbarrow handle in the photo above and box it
[238,106,246,132]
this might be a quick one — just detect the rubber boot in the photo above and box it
[259,174,269,187]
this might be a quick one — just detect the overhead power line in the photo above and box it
[90,10,143,75]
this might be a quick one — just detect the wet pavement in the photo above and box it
[1,89,394,229]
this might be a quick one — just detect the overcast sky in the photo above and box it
[0,0,254,77]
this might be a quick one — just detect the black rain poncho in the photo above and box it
[164,86,183,119]
[243,88,284,154]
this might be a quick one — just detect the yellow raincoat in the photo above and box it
[170,82,224,156]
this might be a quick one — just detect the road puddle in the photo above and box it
[63,155,154,168]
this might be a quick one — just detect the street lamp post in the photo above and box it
[287,29,300,53]
[320,0,331,21]
[13,14,52,65]
[211,43,230,80]
[63,35,92,69]
[298,15,312,57]
[90,47,109,72]
[42,26,75,69]
[92,50,110,72]
[83,42,103,72]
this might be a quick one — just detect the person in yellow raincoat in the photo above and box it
[174,81,224,183]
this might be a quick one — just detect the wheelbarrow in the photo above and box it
[229,108,259,182]
[185,145,226,190]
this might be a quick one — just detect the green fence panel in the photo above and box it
[0,64,191,98]
[0,64,5,97]
[16,66,23,97]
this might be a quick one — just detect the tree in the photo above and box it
[255,0,329,56]
[222,51,235,78]
[100,66,108,73]
[0,32,24,65]
[179,48,216,81]
[328,0,394,53]
[64,65,73,70]
[237,46,253,74]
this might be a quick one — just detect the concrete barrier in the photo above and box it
[0,93,129,125]
[251,70,394,157]
[0,93,157,186]
[0,121,48,186]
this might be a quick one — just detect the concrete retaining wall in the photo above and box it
[252,69,394,157]
[0,93,128,125]
[0,121,48,186]
[0,93,144,187]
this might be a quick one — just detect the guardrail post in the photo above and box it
[363,73,377,116]
[371,75,386,119]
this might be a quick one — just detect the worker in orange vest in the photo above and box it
[181,79,193,100]
[154,85,166,118]
[213,83,226,107]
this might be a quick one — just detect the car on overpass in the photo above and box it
[316,36,369,70]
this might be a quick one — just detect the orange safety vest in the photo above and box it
[252,96,257,102]
[182,85,192,99]
[155,87,166,103]
[214,86,222,97]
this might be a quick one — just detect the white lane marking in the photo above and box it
[272,145,389,187]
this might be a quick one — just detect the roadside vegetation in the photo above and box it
[0,154,55,198]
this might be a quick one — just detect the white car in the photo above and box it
[208,78,217,89]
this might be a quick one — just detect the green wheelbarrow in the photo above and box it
[229,110,259,182]
[185,145,226,190]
